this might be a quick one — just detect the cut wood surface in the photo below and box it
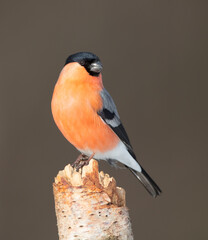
[53,159,134,240]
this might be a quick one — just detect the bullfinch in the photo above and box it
[51,52,161,197]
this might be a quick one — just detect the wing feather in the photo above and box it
[98,89,135,158]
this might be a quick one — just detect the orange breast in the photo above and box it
[51,64,119,153]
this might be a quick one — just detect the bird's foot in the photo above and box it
[72,153,95,171]
[72,154,88,168]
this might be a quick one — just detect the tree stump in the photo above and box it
[53,159,134,240]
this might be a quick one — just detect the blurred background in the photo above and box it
[1,1,208,239]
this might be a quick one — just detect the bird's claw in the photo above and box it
[74,160,90,171]
[72,153,95,171]
[72,154,90,171]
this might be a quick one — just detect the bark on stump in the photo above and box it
[53,159,134,240]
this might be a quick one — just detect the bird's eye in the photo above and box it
[80,60,85,66]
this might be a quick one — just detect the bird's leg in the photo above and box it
[74,153,95,171]
[72,153,88,168]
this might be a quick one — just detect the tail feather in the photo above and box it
[127,166,162,198]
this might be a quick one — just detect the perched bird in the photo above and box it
[51,52,161,197]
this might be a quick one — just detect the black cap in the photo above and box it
[65,52,102,76]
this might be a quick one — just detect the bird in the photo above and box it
[51,52,161,197]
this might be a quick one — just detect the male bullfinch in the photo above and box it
[51,52,161,197]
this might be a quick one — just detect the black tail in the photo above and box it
[127,166,162,198]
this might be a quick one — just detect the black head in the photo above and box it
[65,52,103,76]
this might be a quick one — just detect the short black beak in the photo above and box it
[90,61,103,73]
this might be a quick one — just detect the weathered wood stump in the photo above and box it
[53,159,133,240]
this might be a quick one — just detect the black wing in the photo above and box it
[97,89,136,159]
[98,89,162,197]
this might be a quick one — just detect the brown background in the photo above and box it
[1,1,208,239]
